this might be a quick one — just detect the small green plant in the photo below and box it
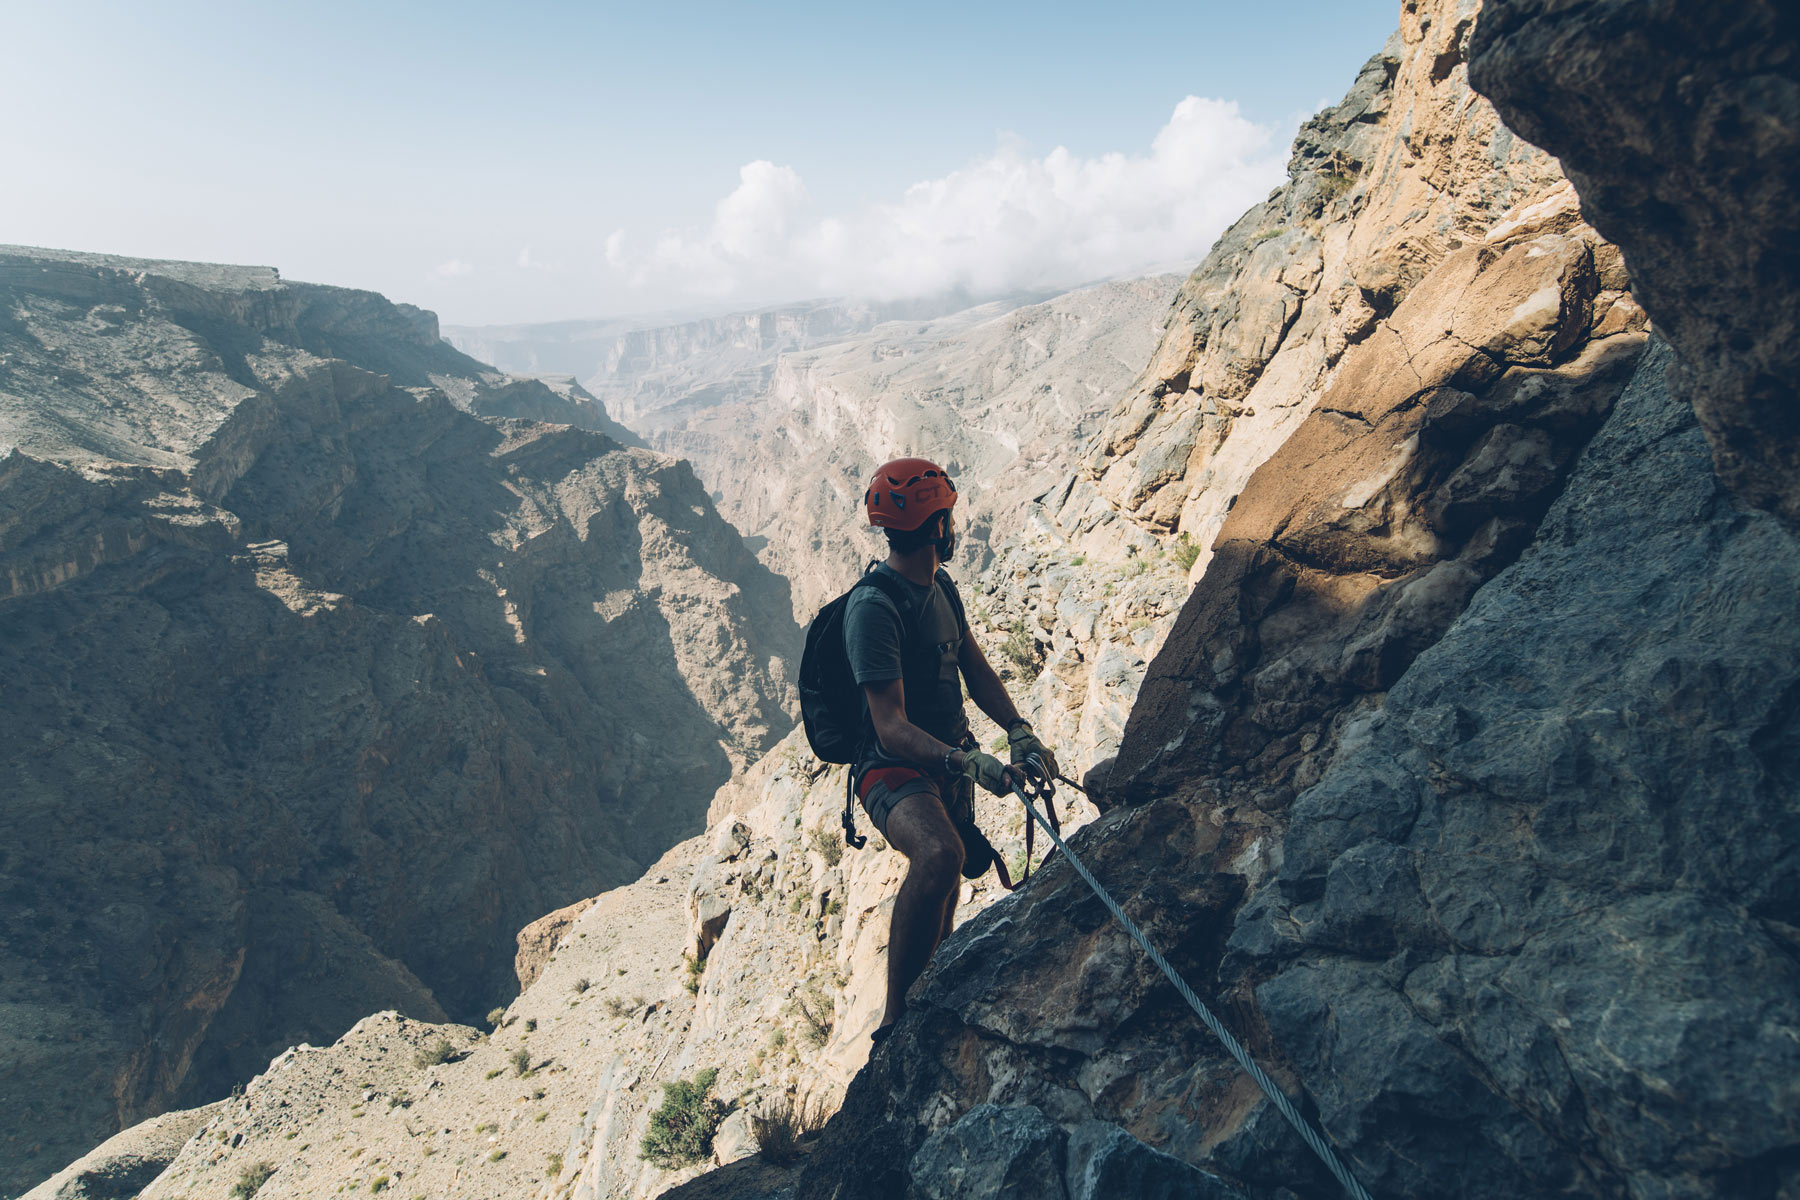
[546,1151,564,1178]
[475,1122,498,1134]
[487,1007,507,1028]
[230,1163,275,1199]
[573,977,590,994]
[511,1046,532,1076]
[807,826,843,868]
[790,981,834,1049]
[604,996,634,1017]
[1070,554,1086,566]
[825,895,843,917]
[683,952,706,994]
[639,1067,726,1168]
[371,1176,390,1193]
[413,1037,455,1068]
[535,1110,549,1123]
[1172,532,1200,572]
[485,1068,503,1080]
[769,1028,787,1050]
[752,1094,826,1166]
[524,1017,538,1031]
[1001,620,1037,672]
[488,1149,507,1163]
[1250,226,1288,246]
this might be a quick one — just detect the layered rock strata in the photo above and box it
[0,248,797,1194]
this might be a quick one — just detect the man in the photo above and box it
[846,457,1059,1042]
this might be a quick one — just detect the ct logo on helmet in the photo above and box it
[865,456,956,531]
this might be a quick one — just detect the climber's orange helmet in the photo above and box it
[864,457,957,532]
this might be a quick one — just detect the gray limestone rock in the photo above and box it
[1065,1121,1246,1200]
[907,1104,1069,1200]
[1471,0,1800,528]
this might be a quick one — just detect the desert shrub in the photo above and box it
[511,1046,532,1076]
[546,1152,564,1178]
[413,1038,454,1068]
[371,1175,390,1193]
[486,1007,506,1028]
[639,1067,726,1168]
[1172,533,1200,572]
[790,982,834,1048]
[806,826,843,868]
[752,1093,826,1166]
[574,975,592,993]
[1001,620,1037,672]
[604,996,634,1018]
[230,1163,274,1199]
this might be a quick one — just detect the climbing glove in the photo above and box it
[1007,721,1059,784]
[957,750,1016,796]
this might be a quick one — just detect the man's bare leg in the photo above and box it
[877,789,965,1033]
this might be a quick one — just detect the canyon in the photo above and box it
[14,0,1800,1197]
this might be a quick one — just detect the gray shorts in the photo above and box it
[857,767,974,839]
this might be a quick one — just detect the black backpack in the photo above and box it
[799,564,964,848]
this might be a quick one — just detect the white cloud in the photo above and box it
[431,258,474,279]
[606,96,1288,303]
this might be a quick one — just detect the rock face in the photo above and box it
[0,247,797,1194]
[1084,0,1574,574]
[788,1,1798,1198]
[1469,0,1800,527]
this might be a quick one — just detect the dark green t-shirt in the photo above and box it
[843,564,969,769]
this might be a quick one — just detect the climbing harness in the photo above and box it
[1009,762,1374,1200]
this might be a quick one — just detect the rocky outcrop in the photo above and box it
[1113,187,1645,807]
[1084,0,1576,578]
[1469,0,1800,527]
[0,247,798,1194]
[790,1,1797,1198]
[19,1102,224,1200]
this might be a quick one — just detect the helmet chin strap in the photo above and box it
[933,514,956,564]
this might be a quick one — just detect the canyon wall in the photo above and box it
[0,248,797,1195]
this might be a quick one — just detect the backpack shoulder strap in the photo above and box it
[855,563,922,641]
[934,568,968,634]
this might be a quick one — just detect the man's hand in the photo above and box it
[955,749,1018,796]
[1007,721,1059,783]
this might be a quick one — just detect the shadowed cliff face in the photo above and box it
[1469,0,1800,529]
[0,248,797,1194]
[792,2,1799,1198]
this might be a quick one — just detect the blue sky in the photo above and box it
[3,1,1397,325]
